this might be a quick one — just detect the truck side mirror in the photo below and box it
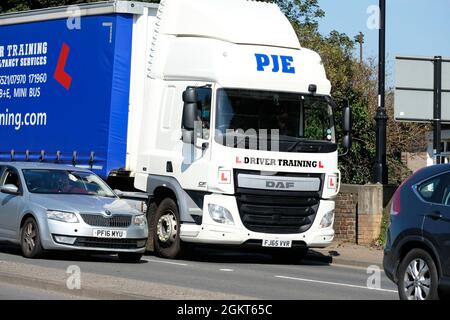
[182,88,198,131]
[341,100,352,153]
[342,134,352,150]
[182,88,198,144]
[342,101,352,134]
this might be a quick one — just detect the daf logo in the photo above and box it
[266,181,295,189]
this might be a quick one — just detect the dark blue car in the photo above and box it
[384,164,450,300]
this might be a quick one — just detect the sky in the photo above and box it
[317,0,450,87]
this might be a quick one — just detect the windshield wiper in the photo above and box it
[286,140,308,152]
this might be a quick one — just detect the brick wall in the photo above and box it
[334,186,358,242]
[333,184,394,245]
[357,213,383,245]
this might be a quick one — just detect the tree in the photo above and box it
[269,0,324,28]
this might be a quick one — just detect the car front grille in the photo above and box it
[80,213,132,228]
[73,237,145,249]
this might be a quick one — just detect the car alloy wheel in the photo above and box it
[403,258,431,300]
[20,217,44,258]
[23,221,37,254]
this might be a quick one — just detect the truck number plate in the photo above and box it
[93,229,127,239]
[262,239,292,248]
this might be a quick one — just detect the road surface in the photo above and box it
[0,242,397,300]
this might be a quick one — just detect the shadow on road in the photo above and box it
[0,240,332,266]
[145,245,332,266]
[0,241,148,264]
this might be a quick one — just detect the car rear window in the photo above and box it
[417,172,450,205]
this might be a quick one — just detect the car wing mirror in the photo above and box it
[1,184,20,195]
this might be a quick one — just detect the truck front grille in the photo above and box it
[80,214,132,228]
[236,190,319,234]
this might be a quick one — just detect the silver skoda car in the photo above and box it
[0,162,148,262]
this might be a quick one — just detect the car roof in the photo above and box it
[0,161,93,172]
[408,163,450,184]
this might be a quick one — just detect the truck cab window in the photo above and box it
[215,89,335,151]
[196,88,212,140]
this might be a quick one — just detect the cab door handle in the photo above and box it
[427,211,444,221]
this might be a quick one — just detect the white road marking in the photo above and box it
[143,258,188,266]
[219,269,234,272]
[275,275,397,293]
[330,263,385,272]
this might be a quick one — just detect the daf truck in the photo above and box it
[0,0,352,259]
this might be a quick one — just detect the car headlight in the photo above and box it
[320,210,334,229]
[47,210,79,223]
[133,214,146,227]
[208,204,234,225]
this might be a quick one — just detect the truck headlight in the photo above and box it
[47,210,79,223]
[320,210,334,229]
[208,204,234,225]
[133,214,146,227]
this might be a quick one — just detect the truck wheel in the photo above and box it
[118,252,143,263]
[397,248,439,300]
[20,217,44,259]
[152,198,181,259]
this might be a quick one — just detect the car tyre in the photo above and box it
[151,198,181,259]
[118,252,143,263]
[20,217,44,259]
[146,201,158,252]
[397,248,439,300]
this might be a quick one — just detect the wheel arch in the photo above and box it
[145,175,204,223]
[396,236,442,281]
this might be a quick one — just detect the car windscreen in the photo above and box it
[22,169,116,197]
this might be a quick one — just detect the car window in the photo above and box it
[418,172,450,205]
[2,168,21,189]
[443,187,450,206]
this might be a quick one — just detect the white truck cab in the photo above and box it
[132,0,352,259]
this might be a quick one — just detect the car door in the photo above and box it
[0,167,24,239]
[419,172,450,277]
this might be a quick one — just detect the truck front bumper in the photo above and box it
[180,194,335,248]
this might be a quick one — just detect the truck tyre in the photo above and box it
[118,252,143,263]
[397,248,439,300]
[20,217,44,259]
[151,198,181,259]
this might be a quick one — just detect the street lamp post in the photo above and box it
[373,0,388,184]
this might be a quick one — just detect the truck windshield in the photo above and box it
[22,169,116,198]
[215,89,336,152]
